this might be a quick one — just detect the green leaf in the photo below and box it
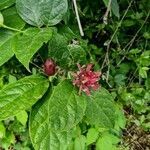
[49,33,86,68]
[48,33,70,67]
[58,26,77,41]
[8,74,17,83]
[0,7,26,66]
[0,30,16,66]
[0,6,26,67]
[30,80,87,149]
[96,132,120,150]
[14,27,53,70]
[1,131,15,149]
[0,12,4,26]
[48,80,87,131]
[123,20,136,27]
[0,75,49,121]
[30,91,73,150]
[16,0,68,27]
[139,67,149,78]
[114,74,126,86]
[0,122,5,138]
[16,111,28,126]
[86,128,99,145]
[85,88,115,128]
[0,0,15,11]
[114,105,126,130]
[111,0,120,18]
[74,135,86,150]
[103,0,120,18]
[2,6,25,29]
[68,44,87,64]
[143,32,150,39]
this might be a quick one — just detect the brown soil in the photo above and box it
[122,124,150,150]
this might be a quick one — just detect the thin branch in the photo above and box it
[116,10,150,66]
[101,0,134,72]
[72,0,84,36]
[103,0,112,25]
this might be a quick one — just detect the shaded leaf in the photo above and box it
[49,33,86,68]
[58,25,77,41]
[103,0,120,18]
[48,33,70,67]
[111,0,120,18]
[0,0,15,11]
[68,44,86,64]
[139,67,149,78]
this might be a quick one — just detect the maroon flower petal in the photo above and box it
[72,64,101,95]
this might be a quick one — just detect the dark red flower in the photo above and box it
[43,59,56,76]
[73,64,101,95]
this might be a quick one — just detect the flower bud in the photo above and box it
[43,59,56,76]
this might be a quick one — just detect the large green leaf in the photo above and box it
[48,80,87,131]
[48,33,86,68]
[14,27,53,70]
[30,94,73,150]
[0,75,49,121]
[0,0,15,11]
[16,0,68,27]
[85,88,115,128]
[57,25,77,41]
[48,33,70,67]
[0,7,25,67]
[30,80,87,149]
[2,6,25,29]
[0,29,15,66]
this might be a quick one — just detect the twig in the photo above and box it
[101,0,134,72]
[103,0,112,25]
[72,0,84,36]
[116,10,150,66]
[109,0,133,45]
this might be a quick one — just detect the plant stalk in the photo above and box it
[72,0,84,36]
